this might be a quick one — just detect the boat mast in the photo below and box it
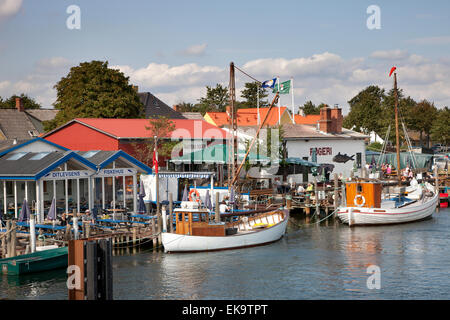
[228,62,237,190]
[393,71,402,184]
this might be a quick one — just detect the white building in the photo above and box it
[283,106,368,183]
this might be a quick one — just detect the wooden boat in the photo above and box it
[0,246,68,275]
[337,180,438,226]
[161,201,289,253]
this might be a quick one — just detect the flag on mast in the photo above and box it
[272,80,291,94]
[291,77,295,124]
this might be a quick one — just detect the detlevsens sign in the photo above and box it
[43,170,91,180]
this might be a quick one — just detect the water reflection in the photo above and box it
[1,208,449,299]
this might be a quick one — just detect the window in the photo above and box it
[29,152,51,160]
[83,150,100,158]
[7,152,28,160]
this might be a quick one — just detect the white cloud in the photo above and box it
[179,43,207,56]
[3,51,450,113]
[370,49,409,60]
[0,0,22,18]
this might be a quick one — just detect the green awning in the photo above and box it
[286,157,320,167]
[170,144,270,164]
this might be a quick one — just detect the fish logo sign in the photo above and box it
[332,152,355,163]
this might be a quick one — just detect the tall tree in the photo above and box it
[408,100,438,147]
[239,81,268,109]
[0,94,42,109]
[343,85,385,135]
[130,116,176,166]
[44,60,143,131]
[196,84,229,114]
[301,101,321,115]
[431,107,450,150]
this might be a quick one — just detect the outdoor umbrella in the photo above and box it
[204,190,212,211]
[229,186,236,210]
[137,180,147,214]
[18,199,31,222]
[47,197,56,221]
[182,184,188,201]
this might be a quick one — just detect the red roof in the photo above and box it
[70,118,228,140]
[207,107,288,127]
[294,114,321,125]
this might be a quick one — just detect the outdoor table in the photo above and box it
[106,209,126,221]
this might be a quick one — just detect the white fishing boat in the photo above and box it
[337,180,438,226]
[161,201,289,253]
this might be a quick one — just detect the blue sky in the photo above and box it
[1,0,450,113]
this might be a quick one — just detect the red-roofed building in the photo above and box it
[204,106,292,128]
[294,114,321,125]
[42,118,228,167]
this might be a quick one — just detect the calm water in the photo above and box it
[1,208,449,300]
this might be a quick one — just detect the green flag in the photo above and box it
[273,80,291,94]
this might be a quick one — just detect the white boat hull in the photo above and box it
[337,193,439,226]
[162,210,289,253]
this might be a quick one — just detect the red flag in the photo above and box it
[152,149,158,174]
[389,66,397,77]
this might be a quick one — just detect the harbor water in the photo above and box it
[1,208,449,300]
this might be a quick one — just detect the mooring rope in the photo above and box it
[287,208,338,230]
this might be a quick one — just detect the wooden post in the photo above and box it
[286,195,292,210]
[169,193,173,233]
[314,178,319,216]
[1,235,7,258]
[5,220,11,258]
[333,174,339,217]
[215,192,220,223]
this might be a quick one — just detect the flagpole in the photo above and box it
[277,76,281,125]
[257,83,260,125]
[291,77,295,124]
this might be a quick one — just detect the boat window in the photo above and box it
[357,185,363,193]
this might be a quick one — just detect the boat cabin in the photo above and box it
[345,181,382,208]
[174,201,226,236]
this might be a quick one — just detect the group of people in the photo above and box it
[380,163,395,175]
[57,209,95,226]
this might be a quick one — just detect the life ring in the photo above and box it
[354,194,366,207]
[189,189,201,202]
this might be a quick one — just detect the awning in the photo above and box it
[285,157,320,167]
[170,144,270,165]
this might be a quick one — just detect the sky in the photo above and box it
[1,0,450,115]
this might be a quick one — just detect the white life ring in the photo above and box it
[354,194,366,207]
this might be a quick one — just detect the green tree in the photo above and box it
[379,88,417,145]
[431,107,450,150]
[173,102,198,113]
[130,116,176,166]
[239,81,268,109]
[196,84,229,114]
[408,100,438,147]
[43,60,143,131]
[343,85,385,135]
[0,94,42,109]
[301,101,321,115]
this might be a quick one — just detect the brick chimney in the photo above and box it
[173,104,180,112]
[330,104,343,134]
[15,97,24,112]
[319,105,332,133]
